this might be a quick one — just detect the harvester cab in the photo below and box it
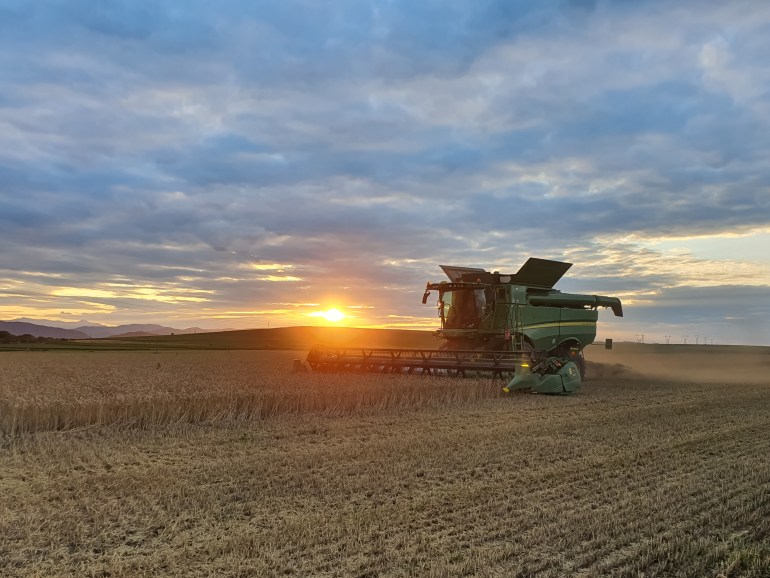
[306,258,623,395]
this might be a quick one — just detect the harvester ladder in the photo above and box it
[511,302,525,352]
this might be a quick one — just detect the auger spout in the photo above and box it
[528,294,623,317]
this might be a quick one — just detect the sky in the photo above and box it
[1,0,769,345]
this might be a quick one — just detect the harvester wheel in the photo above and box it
[576,352,586,379]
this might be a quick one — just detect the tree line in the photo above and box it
[0,331,70,344]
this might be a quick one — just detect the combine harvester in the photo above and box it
[306,258,622,394]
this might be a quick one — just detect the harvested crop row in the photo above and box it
[2,356,769,577]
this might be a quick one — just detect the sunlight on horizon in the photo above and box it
[308,308,346,323]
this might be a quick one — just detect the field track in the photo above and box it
[1,346,769,576]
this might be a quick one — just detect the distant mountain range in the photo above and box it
[0,321,90,339]
[0,320,215,339]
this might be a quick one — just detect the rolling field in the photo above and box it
[0,326,441,352]
[1,342,769,576]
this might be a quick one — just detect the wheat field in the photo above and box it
[0,350,500,435]
[1,348,769,577]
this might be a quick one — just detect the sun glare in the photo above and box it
[309,308,346,323]
[321,308,345,323]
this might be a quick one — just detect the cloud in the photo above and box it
[0,0,769,339]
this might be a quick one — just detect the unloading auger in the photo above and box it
[305,258,623,394]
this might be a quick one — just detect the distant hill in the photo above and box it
[10,317,106,329]
[1,322,441,350]
[75,324,207,338]
[0,321,90,339]
[110,331,161,337]
[4,320,210,338]
[99,326,441,351]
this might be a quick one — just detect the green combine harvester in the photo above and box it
[306,258,623,394]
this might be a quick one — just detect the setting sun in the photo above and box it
[309,308,345,323]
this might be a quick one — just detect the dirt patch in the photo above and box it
[585,361,645,381]
[584,343,770,384]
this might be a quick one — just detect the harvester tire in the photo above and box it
[576,353,586,380]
